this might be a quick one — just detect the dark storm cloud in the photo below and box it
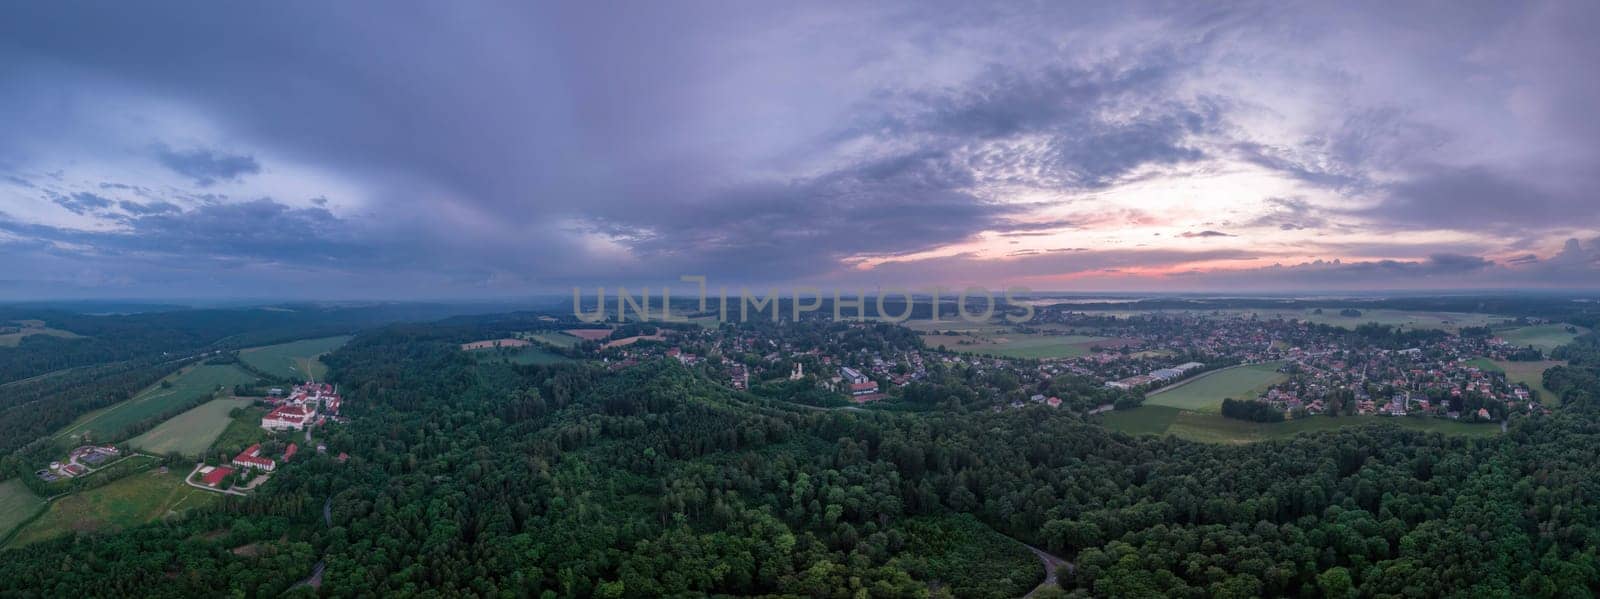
[1,199,368,266]
[865,59,1221,190]
[1,1,1599,296]
[580,154,1023,281]
[153,146,261,186]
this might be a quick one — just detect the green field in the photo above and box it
[209,405,271,455]
[1499,324,1583,352]
[6,468,217,548]
[1102,405,1500,444]
[0,479,46,543]
[1099,405,1181,435]
[128,398,254,458]
[1144,362,1288,413]
[0,319,83,347]
[239,335,351,381]
[529,332,581,348]
[1485,359,1563,406]
[946,333,1115,359]
[54,363,259,444]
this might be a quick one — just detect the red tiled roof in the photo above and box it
[202,467,234,486]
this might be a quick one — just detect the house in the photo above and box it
[232,444,277,472]
[262,404,315,430]
[200,466,234,487]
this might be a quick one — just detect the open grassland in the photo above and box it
[208,404,270,454]
[0,319,84,347]
[1144,362,1288,413]
[0,480,45,543]
[1499,324,1584,351]
[128,398,253,458]
[1101,405,1500,444]
[6,468,216,548]
[54,363,258,444]
[529,332,581,348]
[952,334,1115,359]
[1488,359,1564,406]
[239,335,351,381]
[1099,405,1181,436]
[471,345,573,365]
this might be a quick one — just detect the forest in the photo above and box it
[0,319,1598,597]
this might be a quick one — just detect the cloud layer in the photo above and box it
[1,1,1598,298]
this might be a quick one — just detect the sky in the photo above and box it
[2,1,1598,300]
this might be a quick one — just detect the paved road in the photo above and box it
[1022,543,1072,598]
[291,498,335,590]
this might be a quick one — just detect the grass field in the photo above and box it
[957,334,1111,359]
[0,319,83,347]
[55,363,259,444]
[1099,405,1181,435]
[1102,405,1500,444]
[1499,324,1583,352]
[529,332,581,348]
[1485,359,1563,406]
[1144,362,1287,413]
[128,397,254,458]
[6,467,217,548]
[239,335,351,381]
[209,404,270,455]
[0,479,45,542]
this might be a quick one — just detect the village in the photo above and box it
[527,307,1557,425]
[186,381,349,494]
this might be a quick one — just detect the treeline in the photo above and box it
[5,322,1600,597]
[1220,397,1285,422]
[0,302,503,385]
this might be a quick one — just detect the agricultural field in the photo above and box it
[239,335,351,381]
[529,331,581,347]
[208,404,271,455]
[1101,405,1500,444]
[1481,359,1564,406]
[470,345,572,365]
[0,319,83,347]
[1144,361,1288,413]
[951,334,1114,359]
[0,479,45,542]
[54,363,259,444]
[1498,324,1584,352]
[1099,405,1182,436]
[5,467,216,548]
[128,398,254,458]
